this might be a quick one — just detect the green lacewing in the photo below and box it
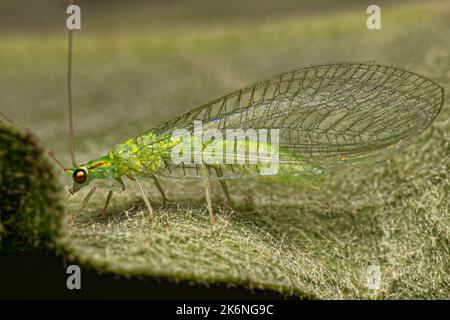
[63,63,443,222]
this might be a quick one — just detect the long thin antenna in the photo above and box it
[68,0,77,167]
[0,111,16,126]
[48,150,67,171]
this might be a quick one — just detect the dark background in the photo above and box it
[0,251,288,299]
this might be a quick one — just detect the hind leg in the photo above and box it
[213,166,232,204]
[200,163,215,225]
[152,174,168,205]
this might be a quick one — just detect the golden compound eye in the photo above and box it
[73,169,87,184]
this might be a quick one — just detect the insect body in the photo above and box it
[66,63,443,223]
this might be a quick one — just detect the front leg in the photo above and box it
[70,183,99,223]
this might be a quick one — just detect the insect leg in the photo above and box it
[135,176,155,223]
[200,163,215,225]
[101,191,114,216]
[116,177,126,191]
[70,184,98,223]
[152,174,168,205]
[212,166,232,204]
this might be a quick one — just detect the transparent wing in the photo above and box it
[126,63,443,179]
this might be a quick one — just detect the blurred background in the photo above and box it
[1,0,447,167]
